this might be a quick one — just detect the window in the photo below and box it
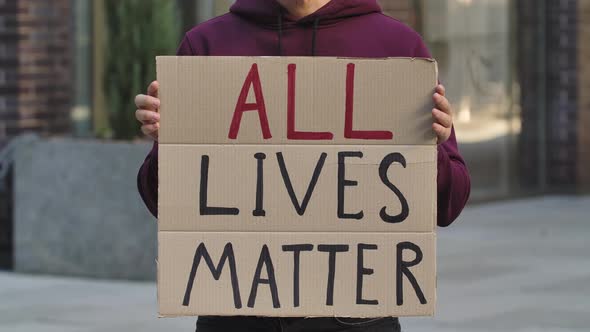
[420,0,519,199]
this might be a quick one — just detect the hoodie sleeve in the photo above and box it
[137,35,196,218]
[413,35,471,227]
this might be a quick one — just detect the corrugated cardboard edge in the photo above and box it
[433,232,437,316]
[156,257,163,318]
[155,56,178,230]
[154,57,438,91]
[156,56,437,62]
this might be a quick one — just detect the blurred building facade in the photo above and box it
[0,0,74,268]
[518,0,590,192]
[0,0,73,141]
[0,0,589,269]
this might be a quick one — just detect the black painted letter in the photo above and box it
[318,244,350,306]
[379,153,409,223]
[248,245,280,308]
[183,242,242,308]
[396,241,426,305]
[338,152,364,219]
[282,244,314,307]
[276,152,327,215]
[356,243,378,305]
[200,155,240,215]
[253,153,266,216]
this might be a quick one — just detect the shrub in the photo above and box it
[103,0,179,140]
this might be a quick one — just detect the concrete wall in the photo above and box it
[14,139,157,280]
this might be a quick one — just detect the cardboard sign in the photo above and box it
[157,57,438,318]
[159,145,436,233]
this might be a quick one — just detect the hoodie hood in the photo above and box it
[229,0,382,27]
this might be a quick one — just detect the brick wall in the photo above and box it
[517,0,540,188]
[0,0,73,143]
[545,0,578,187]
[0,0,19,142]
[579,0,590,190]
[518,0,589,191]
[0,0,19,269]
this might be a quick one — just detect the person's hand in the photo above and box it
[432,84,453,144]
[135,81,160,141]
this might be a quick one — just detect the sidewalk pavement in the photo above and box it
[1,195,589,332]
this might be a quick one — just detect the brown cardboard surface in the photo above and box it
[156,56,437,145]
[158,232,435,317]
[156,57,438,318]
[158,144,436,232]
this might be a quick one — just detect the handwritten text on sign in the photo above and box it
[157,57,437,317]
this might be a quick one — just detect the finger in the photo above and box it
[141,123,160,136]
[435,84,446,96]
[136,109,160,124]
[432,108,452,128]
[433,93,451,114]
[432,123,450,143]
[147,81,159,98]
[135,94,160,111]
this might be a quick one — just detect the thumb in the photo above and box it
[147,81,159,98]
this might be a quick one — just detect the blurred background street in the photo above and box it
[1,0,589,331]
[2,196,589,332]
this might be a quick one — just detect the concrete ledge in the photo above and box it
[14,138,156,280]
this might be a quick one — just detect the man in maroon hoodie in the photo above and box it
[135,0,470,331]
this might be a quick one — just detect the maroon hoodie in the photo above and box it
[137,0,471,227]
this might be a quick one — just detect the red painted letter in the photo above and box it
[287,64,334,140]
[344,63,393,140]
[228,64,272,139]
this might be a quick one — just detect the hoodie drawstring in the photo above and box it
[311,17,319,56]
[276,14,320,56]
[277,13,283,56]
